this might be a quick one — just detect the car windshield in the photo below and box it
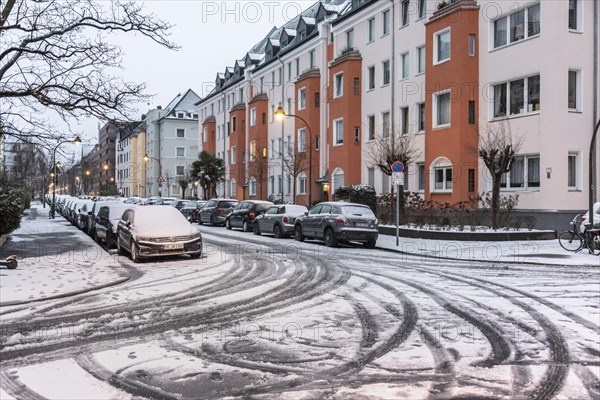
[284,205,308,215]
[205,200,218,207]
[255,203,272,212]
[341,205,375,218]
[220,201,238,208]
[133,206,188,230]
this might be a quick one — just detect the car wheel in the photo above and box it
[324,228,338,248]
[198,217,204,225]
[190,252,202,259]
[273,224,283,239]
[253,223,261,236]
[226,219,232,230]
[243,220,250,232]
[130,241,140,263]
[364,239,377,249]
[210,216,216,227]
[294,225,305,242]
[106,233,115,249]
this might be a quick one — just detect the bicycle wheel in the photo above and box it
[583,234,600,255]
[558,230,583,252]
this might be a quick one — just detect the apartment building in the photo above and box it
[115,121,145,198]
[145,89,201,198]
[197,0,599,219]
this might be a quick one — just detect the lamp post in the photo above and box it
[588,119,600,226]
[143,153,163,197]
[50,136,81,218]
[274,106,312,206]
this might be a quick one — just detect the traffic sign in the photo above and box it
[391,161,405,173]
[392,172,405,186]
[157,176,165,183]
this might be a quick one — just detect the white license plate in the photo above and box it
[356,223,368,228]
[164,243,184,250]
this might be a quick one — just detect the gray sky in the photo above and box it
[72,0,313,151]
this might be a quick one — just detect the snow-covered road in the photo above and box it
[1,220,599,399]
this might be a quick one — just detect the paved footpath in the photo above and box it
[0,203,130,306]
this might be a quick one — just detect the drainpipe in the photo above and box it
[278,53,285,203]
[223,91,227,198]
[390,0,396,148]
[589,0,599,225]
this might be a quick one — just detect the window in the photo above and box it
[434,91,451,127]
[333,169,345,192]
[381,173,390,194]
[334,73,344,98]
[176,147,185,157]
[354,127,360,144]
[271,71,275,87]
[232,116,237,132]
[277,138,282,157]
[242,151,246,164]
[250,141,257,161]
[367,66,375,90]
[568,152,580,189]
[493,4,540,49]
[278,68,282,85]
[262,112,266,125]
[231,146,236,164]
[433,166,452,192]
[569,0,582,31]
[260,77,264,93]
[401,0,410,26]
[417,163,425,191]
[382,60,390,85]
[418,0,426,19]
[469,34,476,56]
[368,115,375,140]
[382,111,390,138]
[203,127,208,142]
[298,173,307,195]
[309,50,315,69]
[177,112,184,119]
[315,135,320,151]
[493,74,540,117]
[334,119,344,145]
[469,100,476,124]
[435,29,450,64]
[269,139,275,157]
[354,78,360,95]
[249,178,256,196]
[250,108,256,126]
[298,88,306,110]
[382,10,390,35]
[568,70,580,110]
[298,128,306,152]
[315,92,320,108]
[417,46,426,74]
[231,180,237,197]
[368,18,375,42]
[500,155,540,190]
[367,167,375,187]
[176,128,185,138]
[287,62,292,80]
[401,53,409,79]
[401,107,409,134]
[418,103,425,132]
[295,58,300,77]
[346,29,354,49]
[468,169,475,193]
[176,166,185,176]
[269,175,274,195]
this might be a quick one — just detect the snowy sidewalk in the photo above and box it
[376,233,600,267]
[0,202,130,306]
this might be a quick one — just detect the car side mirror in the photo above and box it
[304,212,308,216]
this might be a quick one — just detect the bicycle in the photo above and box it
[558,214,600,255]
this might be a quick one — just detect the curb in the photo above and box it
[0,274,131,307]
[374,244,599,267]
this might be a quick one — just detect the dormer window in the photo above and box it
[177,112,184,118]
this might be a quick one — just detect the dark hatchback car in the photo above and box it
[180,201,206,222]
[293,202,379,248]
[225,200,273,232]
[254,204,308,238]
[199,199,239,226]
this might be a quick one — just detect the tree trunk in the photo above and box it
[491,173,502,229]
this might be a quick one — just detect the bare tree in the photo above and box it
[366,131,420,184]
[0,0,176,145]
[247,145,269,200]
[283,145,307,201]
[477,119,523,229]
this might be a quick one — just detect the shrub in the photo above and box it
[334,184,377,212]
[0,184,25,236]
[524,216,536,231]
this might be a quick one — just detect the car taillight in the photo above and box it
[374,218,379,225]
[582,216,587,221]
[216,208,225,213]
[335,217,350,226]
[249,211,255,219]
[282,215,289,224]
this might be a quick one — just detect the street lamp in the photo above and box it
[143,153,163,197]
[50,136,81,218]
[275,106,312,205]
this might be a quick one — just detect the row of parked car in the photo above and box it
[197,198,379,248]
[46,195,203,262]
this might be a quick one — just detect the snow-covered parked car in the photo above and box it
[116,205,202,262]
[95,203,137,248]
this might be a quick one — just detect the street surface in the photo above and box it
[0,207,599,399]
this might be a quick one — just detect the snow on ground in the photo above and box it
[0,204,130,306]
